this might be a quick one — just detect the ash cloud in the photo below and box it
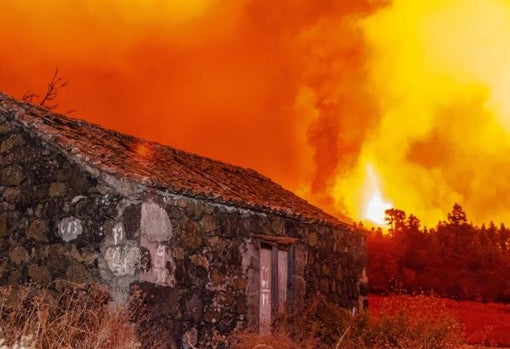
[0,0,389,221]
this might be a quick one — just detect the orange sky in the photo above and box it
[2,0,510,227]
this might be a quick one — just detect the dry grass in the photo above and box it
[233,294,465,349]
[0,284,466,349]
[231,330,312,349]
[0,282,140,349]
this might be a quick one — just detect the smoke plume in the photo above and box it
[3,0,510,226]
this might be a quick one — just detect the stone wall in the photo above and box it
[0,113,123,290]
[304,223,368,312]
[122,194,368,348]
[0,113,368,348]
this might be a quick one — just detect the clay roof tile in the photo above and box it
[0,92,351,227]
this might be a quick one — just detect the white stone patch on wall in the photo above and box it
[154,244,168,283]
[182,327,198,349]
[71,195,87,204]
[141,202,172,242]
[104,246,140,277]
[112,222,125,245]
[57,217,83,242]
[140,238,176,287]
[139,201,176,286]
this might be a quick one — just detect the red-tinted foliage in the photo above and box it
[367,205,510,303]
[370,295,510,347]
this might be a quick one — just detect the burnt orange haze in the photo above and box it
[2,0,510,227]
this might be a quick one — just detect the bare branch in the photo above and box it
[21,90,39,104]
[38,68,68,110]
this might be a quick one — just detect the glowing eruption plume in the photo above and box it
[3,0,510,227]
[363,164,392,226]
[332,0,510,226]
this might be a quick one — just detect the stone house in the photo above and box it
[0,92,368,347]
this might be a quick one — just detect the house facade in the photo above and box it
[0,93,368,348]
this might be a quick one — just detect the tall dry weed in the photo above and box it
[0,282,465,349]
[232,294,465,349]
[0,282,140,349]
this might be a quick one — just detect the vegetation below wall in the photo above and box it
[0,283,464,349]
[233,294,463,349]
[0,282,140,349]
[367,204,510,302]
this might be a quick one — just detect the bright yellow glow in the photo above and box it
[332,160,392,226]
[5,0,510,226]
[331,0,510,226]
[363,164,392,226]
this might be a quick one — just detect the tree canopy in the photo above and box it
[367,204,510,302]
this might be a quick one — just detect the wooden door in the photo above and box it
[260,247,290,334]
[260,248,272,335]
[278,250,288,308]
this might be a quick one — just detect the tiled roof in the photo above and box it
[0,92,348,226]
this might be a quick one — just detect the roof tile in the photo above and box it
[0,92,349,226]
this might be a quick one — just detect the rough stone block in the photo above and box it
[139,239,176,286]
[218,215,238,238]
[46,245,67,273]
[111,222,126,245]
[271,219,285,236]
[209,269,225,286]
[181,220,202,250]
[0,214,7,238]
[28,264,52,285]
[308,232,318,247]
[122,204,141,239]
[140,247,151,272]
[0,122,17,135]
[27,219,49,242]
[8,269,22,285]
[0,134,25,153]
[234,298,247,314]
[49,182,66,197]
[141,202,172,242]
[104,245,140,277]
[184,292,204,322]
[69,244,84,263]
[65,263,94,284]
[0,165,24,186]
[203,307,223,324]
[79,247,97,265]
[218,289,235,307]
[0,260,7,278]
[2,187,21,202]
[57,217,83,242]
[201,214,218,233]
[9,246,29,265]
[182,327,198,349]
[233,277,246,291]
[191,254,209,268]
[207,236,227,253]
